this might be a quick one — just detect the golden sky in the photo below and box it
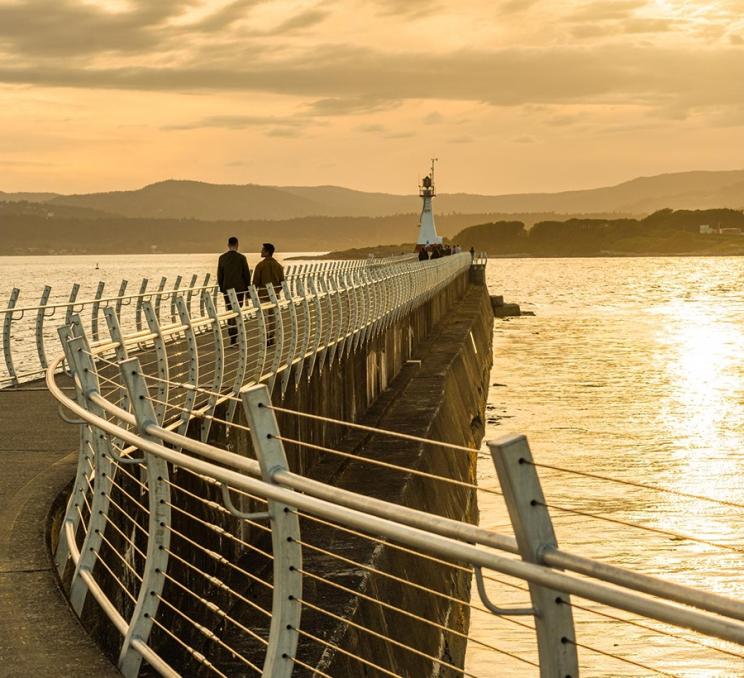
[2,0,744,194]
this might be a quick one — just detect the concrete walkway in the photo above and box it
[0,377,120,677]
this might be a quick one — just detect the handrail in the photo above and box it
[1,253,443,387]
[47,353,744,678]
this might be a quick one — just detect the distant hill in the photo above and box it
[6,169,744,221]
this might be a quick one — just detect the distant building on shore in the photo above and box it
[699,224,743,235]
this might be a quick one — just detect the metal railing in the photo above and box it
[49,350,744,677]
[0,254,417,388]
[42,251,744,677]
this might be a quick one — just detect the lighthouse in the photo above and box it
[415,158,443,251]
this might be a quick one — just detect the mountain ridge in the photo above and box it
[3,169,744,221]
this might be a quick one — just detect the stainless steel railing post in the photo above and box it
[117,358,172,678]
[200,290,225,443]
[135,278,148,332]
[175,295,199,437]
[280,281,298,398]
[266,284,284,396]
[241,384,302,678]
[249,285,267,383]
[65,323,115,617]
[53,324,96,577]
[35,285,52,371]
[91,281,105,342]
[142,300,169,425]
[489,434,579,678]
[224,288,248,423]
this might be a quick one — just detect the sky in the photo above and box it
[1,0,744,195]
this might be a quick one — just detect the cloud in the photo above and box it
[2,42,744,120]
[357,123,387,133]
[569,0,646,22]
[190,0,257,33]
[372,0,442,17]
[499,0,540,14]
[0,0,192,57]
[305,95,399,116]
[512,135,537,143]
[0,158,58,166]
[164,113,310,131]
[423,111,445,124]
[268,9,329,33]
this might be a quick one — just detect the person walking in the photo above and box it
[217,236,251,346]
[418,247,429,261]
[252,243,285,345]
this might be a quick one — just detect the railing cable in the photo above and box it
[538,500,744,555]
[528,460,744,511]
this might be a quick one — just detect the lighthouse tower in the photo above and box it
[416,158,443,251]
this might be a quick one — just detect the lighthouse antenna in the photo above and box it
[430,157,438,187]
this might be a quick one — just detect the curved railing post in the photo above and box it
[185,273,199,318]
[224,288,247,423]
[104,306,131,419]
[327,276,341,366]
[53,324,95,577]
[153,276,167,324]
[357,268,371,348]
[249,286,268,383]
[199,273,211,320]
[64,283,81,329]
[280,281,298,398]
[175,295,199,436]
[65,323,114,617]
[91,281,105,342]
[337,272,352,361]
[266,284,284,395]
[35,285,53,370]
[316,277,332,374]
[241,384,302,678]
[200,291,225,442]
[293,279,311,388]
[115,279,128,321]
[142,300,169,425]
[489,435,579,677]
[134,278,148,332]
[117,358,171,678]
[305,278,322,381]
[169,275,182,324]
[2,288,20,387]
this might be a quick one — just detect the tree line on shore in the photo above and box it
[452,209,744,256]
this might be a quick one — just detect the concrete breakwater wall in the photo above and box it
[56,268,494,676]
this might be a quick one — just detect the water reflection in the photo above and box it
[468,257,744,677]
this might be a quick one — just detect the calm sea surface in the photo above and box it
[2,254,744,676]
[470,257,744,677]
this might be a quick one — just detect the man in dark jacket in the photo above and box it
[217,236,251,346]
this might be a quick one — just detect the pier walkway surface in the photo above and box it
[0,379,118,677]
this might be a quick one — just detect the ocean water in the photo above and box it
[469,257,744,677]
[2,254,744,675]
